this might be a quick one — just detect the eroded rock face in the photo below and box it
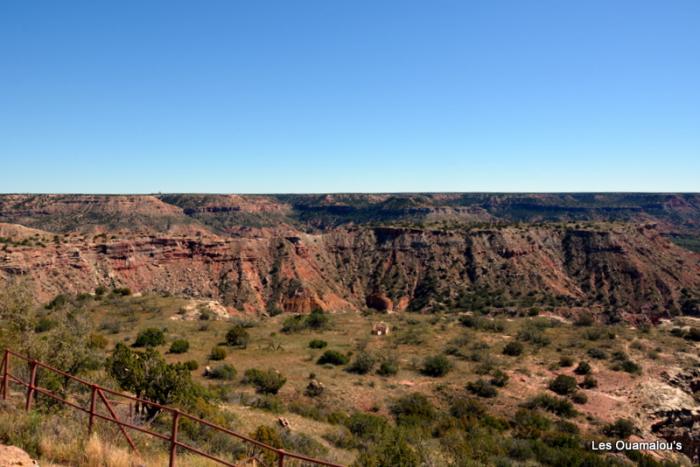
[0,194,699,318]
[1,222,699,317]
[652,410,700,463]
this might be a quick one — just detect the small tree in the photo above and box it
[106,343,196,419]
[225,325,250,348]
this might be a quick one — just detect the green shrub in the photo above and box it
[133,328,165,347]
[282,309,330,333]
[490,369,509,387]
[377,357,399,376]
[502,341,524,356]
[308,339,328,349]
[317,350,349,366]
[184,360,199,371]
[516,327,551,347]
[580,375,598,389]
[225,325,250,348]
[347,351,376,375]
[306,309,329,329]
[466,379,498,398]
[390,393,435,426]
[548,375,578,396]
[112,287,132,296]
[602,418,637,438]
[524,394,576,417]
[571,391,588,404]
[574,313,594,326]
[34,317,57,333]
[420,354,452,377]
[574,361,591,375]
[345,412,388,442]
[87,333,108,349]
[243,368,287,395]
[587,347,608,360]
[207,364,237,380]
[558,356,574,367]
[169,339,190,354]
[209,346,227,361]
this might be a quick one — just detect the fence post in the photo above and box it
[1,350,8,400]
[25,360,37,411]
[278,449,285,467]
[88,384,97,434]
[169,409,180,467]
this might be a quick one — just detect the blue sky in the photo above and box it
[1,1,698,193]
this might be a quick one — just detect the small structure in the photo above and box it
[371,322,390,336]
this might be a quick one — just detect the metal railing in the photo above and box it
[1,349,344,467]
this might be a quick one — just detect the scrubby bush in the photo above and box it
[466,379,498,398]
[602,418,637,438]
[571,391,588,404]
[516,326,551,347]
[243,368,287,394]
[502,341,524,356]
[390,393,435,426]
[420,354,452,377]
[587,347,608,360]
[133,328,165,347]
[169,339,190,354]
[207,364,237,380]
[574,361,592,375]
[112,287,132,296]
[209,346,227,361]
[574,313,594,326]
[581,374,598,389]
[377,357,399,376]
[184,360,199,371]
[345,412,388,442]
[87,333,108,349]
[225,325,250,348]
[610,351,642,374]
[558,355,574,367]
[317,350,349,366]
[308,339,328,349]
[282,309,330,333]
[548,375,578,396]
[347,351,376,375]
[34,317,57,333]
[490,369,509,387]
[524,394,577,417]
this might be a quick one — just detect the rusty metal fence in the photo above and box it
[1,348,344,467]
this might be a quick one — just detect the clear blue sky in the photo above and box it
[1,1,698,193]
